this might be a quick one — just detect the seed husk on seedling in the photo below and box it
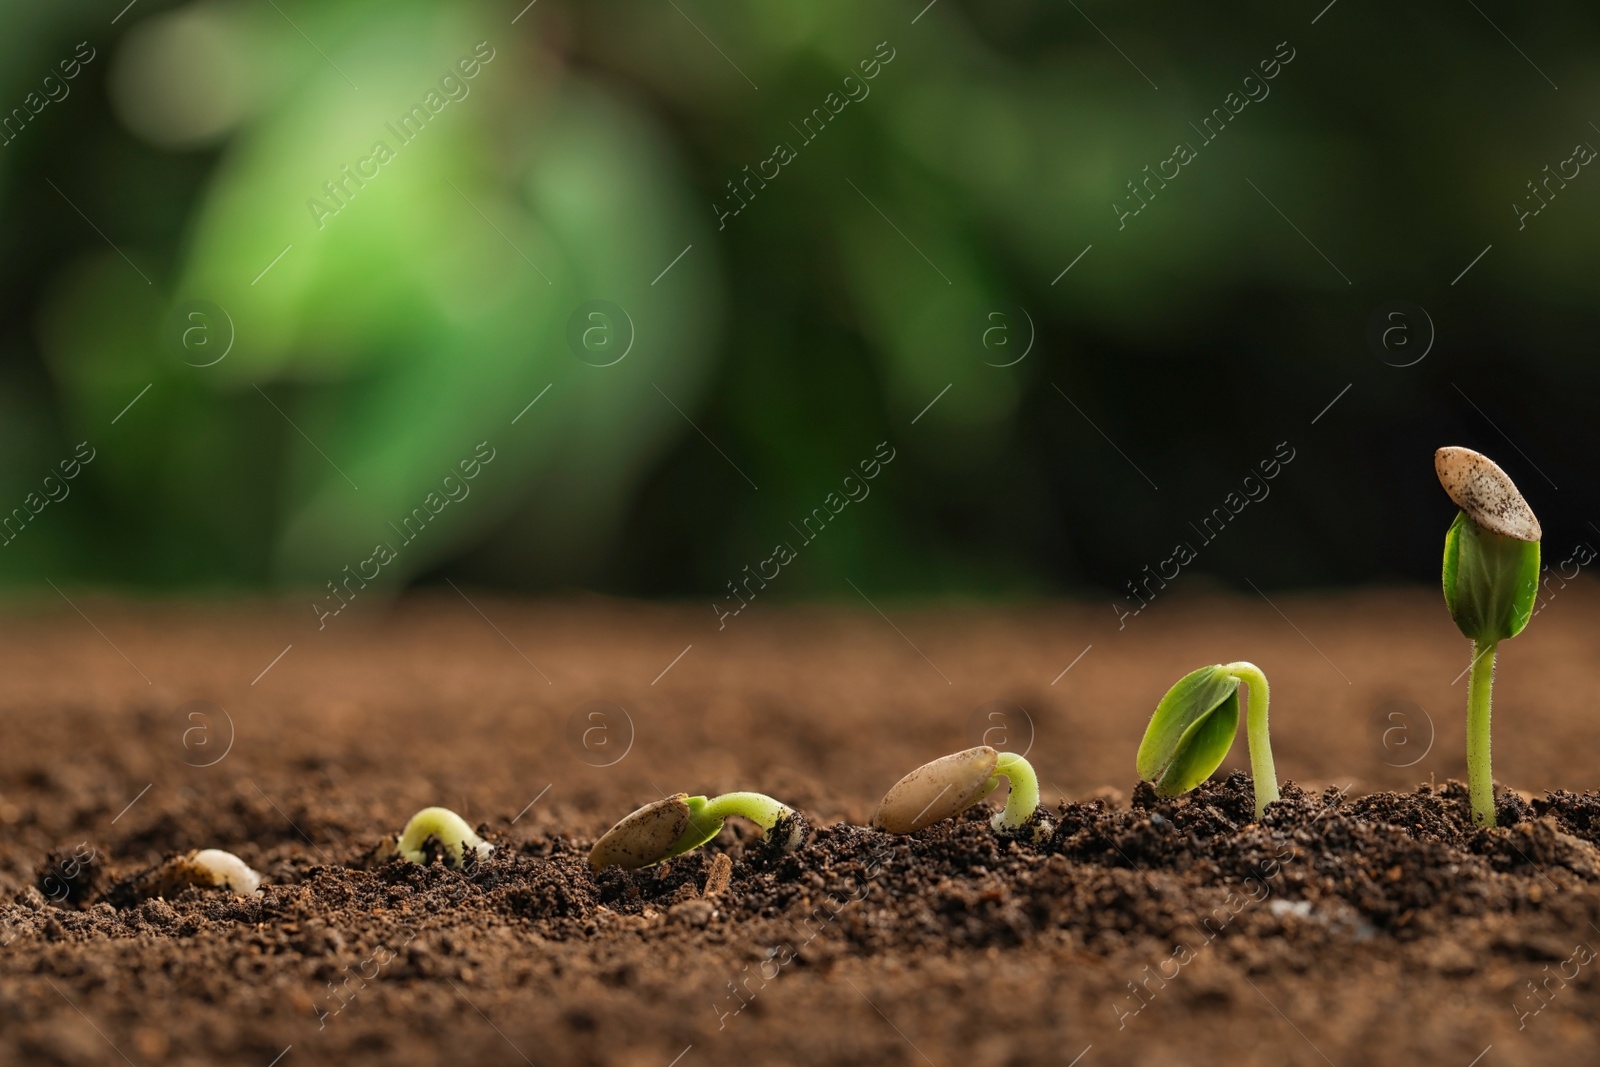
[589,791,807,872]
[871,746,1050,840]
[1436,446,1542,827]
[1137,661,1278,818]
[378,806,493,868]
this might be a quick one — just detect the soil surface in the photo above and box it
[1,586,1598,1067]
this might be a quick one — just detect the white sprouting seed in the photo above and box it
[588,795,691,873]
[1435,446,1541,542]
[390,806,494,868]
[871,746,1000,835]
[186,849,263,896]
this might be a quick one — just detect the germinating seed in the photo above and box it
[385,806,494,868]
[187,849,263,895]
[589,795,692,872]
[141,848,263,897]
[589,791,806,872]
[872,746,1000,834]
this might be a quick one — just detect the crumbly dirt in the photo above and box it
[1,587,1598,1066]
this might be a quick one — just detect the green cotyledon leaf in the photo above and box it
[1136,664,1241,796]
[1443,511,1541,644]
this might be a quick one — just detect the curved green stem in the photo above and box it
[1222,661,1278,819]
[989,753,1048,839]
[1466,640,1498,827]
[395,806,491,867]
[699,791,795,833]
[667,791,801,859]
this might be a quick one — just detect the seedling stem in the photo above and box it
[991,752,1041,834]
[1225,661,1279,815]
[1465,640,1497,827]
[392,806,492,867]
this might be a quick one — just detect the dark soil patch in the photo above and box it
[1,593,1598,1066]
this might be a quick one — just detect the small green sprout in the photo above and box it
[1137,661,1278,818]
[1436,446,1542,827]
[380,806,494,868]
[871,746,1049,840]
[589,791,806,872]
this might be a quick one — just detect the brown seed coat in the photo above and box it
[871,746,999,834]
[589,794,692,871]
[1435,446,1541,542]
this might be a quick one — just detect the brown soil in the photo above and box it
[2,587,1598,1067]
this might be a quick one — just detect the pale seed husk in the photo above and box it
[1435,446,1541,542]
[589,794,692,871]
[871,746,1000,834]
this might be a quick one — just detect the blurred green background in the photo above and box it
[0,0,1593,602]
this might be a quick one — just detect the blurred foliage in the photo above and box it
[0,0,1595,601]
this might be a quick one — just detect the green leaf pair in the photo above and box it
[1137,661,1278,818]
[1442,512,1540,645]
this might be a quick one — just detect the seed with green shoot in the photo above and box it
[1436,445,1542,828]
[589,791,806,872]
[871,746,1049,840]
[381,806,493,868]
[1137,661,1278,819]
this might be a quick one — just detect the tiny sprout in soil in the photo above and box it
[589,791,806,872]
[129,848,263,900]
[871,746,1049,840]
[1436,445,1542,827]
[186,849,263,895]
[381,806,494,868]
[1137,661,1278,819]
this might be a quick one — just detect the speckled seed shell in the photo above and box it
[1435,446,1541,541]
[589,794,692,872]
[872,746,1000,834]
